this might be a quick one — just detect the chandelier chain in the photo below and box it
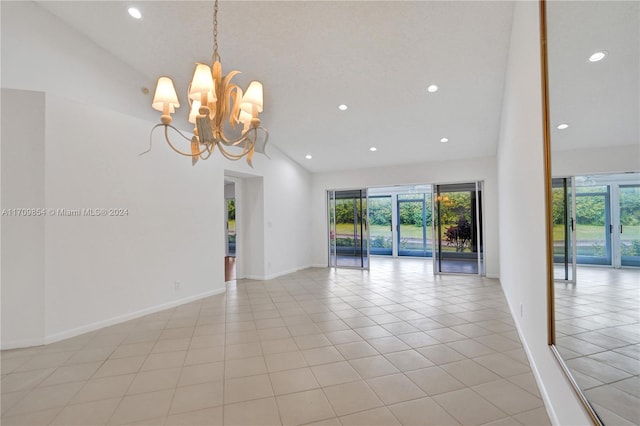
[212,0,220,62]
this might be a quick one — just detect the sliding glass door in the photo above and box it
[620,184,640,267]
[575,185,612,265]
[552,178,576,282]
[328,189,369,269]
[434,182,483,274]
[368,196,392,256]
[398,193,432,257]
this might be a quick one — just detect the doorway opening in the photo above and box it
[225,180,236,281]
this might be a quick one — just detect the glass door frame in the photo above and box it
[397,193,431,258]
[327,188,370,270]
[432,181,485,276]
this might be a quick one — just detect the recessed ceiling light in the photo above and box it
[557,123,569,130]
[305,154,312,159]
[369,147,377,152]
[440,137,449,143]
[338,104,348,111]
[128,7,142,19]
[588,51,607,62]
[427,84,439,93]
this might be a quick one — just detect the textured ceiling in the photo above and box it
[36,1,637,173]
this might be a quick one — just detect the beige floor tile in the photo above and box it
[109,342,155,360]
[258,327,291,341]
[169,381,223,415]
[311,361,361,387]
[367,373,426,404]
[405,366,466,396]
[165,406,223,426]
[507,372,542,397]
[108,389,174,425]
[184,346,225,366]
[50,397,120,425]
[225,342,263,360]
[262,338,299,355]
[585,384,640,424]
[95,356,146,378]
[397,331,439,348]
[1,368,55,393]
[349,355,399,379]
[480,416,520,425]
[339,406,401,426]
[441,359,501,386]
[178,362,224,387]
[0,407,61,426]
[512,407,551,425]
[12,351,74,373]
[472,379,543,415]
[294,334,333,350]
[276,389,335,425]
[39,361,102,387]
[301,346,344,366]
[304,417,342,426]
[127,367,181,395]
[224,356,267,379]
[416,344,467,365]
[473,353,531,378]
[324,330,362,345]
[389,396,461,426]
[224,374,274,404]
[270,367,320,395]
[140,351,186,372]
[5,381,84,416]
[71,374,136,404]
[265,351,308,372]
[446,339,495,358]
[65,347,115,364]
[433,388,506,426]
[323,380,383,417]
[1,391,28,415]
[335,341,379,360]
[384,349,434,372]
[367,336,411,354]
[188,334,225,349]
[223,397,281,426]
[353,325,393,340]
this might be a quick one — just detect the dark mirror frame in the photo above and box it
[540,1,604,424]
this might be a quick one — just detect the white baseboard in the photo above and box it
[244,264,325,281]
[1,287,226,350]
[501,281,559,426]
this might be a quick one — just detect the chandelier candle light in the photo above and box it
[142,0,269,166]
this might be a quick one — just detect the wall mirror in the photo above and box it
[544,1,640,425]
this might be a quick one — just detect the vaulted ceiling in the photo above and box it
[36,1,637,173]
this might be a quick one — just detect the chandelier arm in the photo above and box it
[163,125,209,158]
[216,142,252,161]
[139,124,166,156]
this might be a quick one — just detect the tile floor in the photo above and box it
[555,266,640,426]
[1,258,550,425]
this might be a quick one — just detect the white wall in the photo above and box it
[552,144,640,177]
[496,2,592,425]
[310,157,500,277]
[1,90,47,347]
[1,1,312,348]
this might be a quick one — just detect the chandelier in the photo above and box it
[142,0,269,166]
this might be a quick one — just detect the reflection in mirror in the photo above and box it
[546,1,640,425]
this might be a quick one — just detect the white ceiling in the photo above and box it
[35,1,637,173]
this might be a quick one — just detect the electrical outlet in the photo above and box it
[174,281,180,290]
